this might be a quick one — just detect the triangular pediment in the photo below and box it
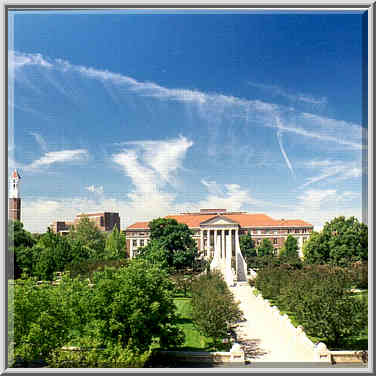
[200,215,239,226]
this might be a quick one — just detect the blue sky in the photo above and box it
[8,10,367,232]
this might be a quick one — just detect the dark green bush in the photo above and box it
[191,271,242,347]
[255,265,368,349]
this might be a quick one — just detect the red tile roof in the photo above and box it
[126,212,313,230]
[127,221,151,230]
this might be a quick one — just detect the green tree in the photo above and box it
[280,266,367,348]
[257,238,274,257]
[145,218,199,270]
[12,259,185,366]
[191,271,242,347]
[68,216,106,259]
[29,230,91,280]
[13,276,81,365]
[137,241,169,270]
[303,217,368,266]
[279,235,301,267]
[8,220,36,278]
[89,259,184,352]
[104,226,126,260]
[239,233,256,265]
[302,231,327,264]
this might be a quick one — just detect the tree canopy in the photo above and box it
[303,216,368,266]
[9,220,36,278]
[279,235,300,265]
[12,258,184,367]
[140,218,199,270]
[191,271,242,346]
[68,216,106,260]
[239,233,256,264]
[104,226,126,260]
[257,238,274,257]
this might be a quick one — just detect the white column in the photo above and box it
[200,229,204,254]
[222,229,225,259]
[235,228,239,275]
[214,229,218,260]
[228,229,232,266]
[206,229,210,257]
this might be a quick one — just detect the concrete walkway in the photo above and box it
[229,282,317,363]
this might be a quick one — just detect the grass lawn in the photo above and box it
[170,297,215,351]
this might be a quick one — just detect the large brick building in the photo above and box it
[125,208,313,259]
[50,212,120,235]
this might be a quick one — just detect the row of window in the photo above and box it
[132,239,145,247]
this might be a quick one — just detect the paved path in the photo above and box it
[229,283,317,363]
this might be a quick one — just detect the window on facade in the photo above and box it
[295,229,299,233]
[140,240,144,247]
[273,238,278,245]
[132,240,137,247]
[100,216,104,227]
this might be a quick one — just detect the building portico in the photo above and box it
[125,209,314,284]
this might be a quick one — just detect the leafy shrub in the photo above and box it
[48,339,151,368]
[254,266,291,299]
[191,271,242,346]
[12,258,184,366]
[280,266,367,348]
[255,265,368,348]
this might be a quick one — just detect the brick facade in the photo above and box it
[51,212,120,235]
[8,198,21,222]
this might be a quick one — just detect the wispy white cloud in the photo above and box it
[123,136,193,185]
[269,188,363,231]
[275,116,295,178]
[9,50,53,70]
[11,50,364,153]
[297,189,337,209]
[199,179,290,211]
[85,185,104,195]
[248,81,328,106]
[300,159,363,188]
[29,132,48,151]
[27,149,89,171]
[113,136,194,199]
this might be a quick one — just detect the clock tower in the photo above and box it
[9,169,21,221]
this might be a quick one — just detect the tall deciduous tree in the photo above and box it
[104,226,126,260]
[303,216,368,266]
[68,216,106,259]
[239,233,256,265]
[32,230,90,280]
[144,218,198,270]
[8,220,36,278]
[279,235,300,265]
[191,271,242,347]
[257,238,274,257]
